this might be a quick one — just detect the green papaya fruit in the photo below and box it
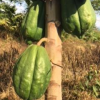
[13,44,51,100]
[21,0,45,41]
[61,0,96,37]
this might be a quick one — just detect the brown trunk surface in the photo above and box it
[45,22,62,100]
[44,0,62,100]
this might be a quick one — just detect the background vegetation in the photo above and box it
[0,0,100,100]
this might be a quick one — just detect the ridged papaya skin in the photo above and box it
[21,0,45,41]
[61,0,96,37]
[13,45,51,100]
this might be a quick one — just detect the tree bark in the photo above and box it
[45,22,62,100]
[45,0,62,100]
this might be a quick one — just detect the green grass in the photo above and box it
[82,28,100,42]
[61,28,100,42]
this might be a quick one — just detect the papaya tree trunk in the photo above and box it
[45,0,62,100]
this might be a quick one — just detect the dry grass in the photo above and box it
[0,31,27,100]
[62,39,100,100]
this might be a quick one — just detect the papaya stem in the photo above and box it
[37,38,48,46]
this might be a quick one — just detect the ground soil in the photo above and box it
[0,31,100,100]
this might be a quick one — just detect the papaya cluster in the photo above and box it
[21,0,45,41]
[61,0,96,37]
[21,0,96,40]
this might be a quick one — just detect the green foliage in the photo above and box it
[0,2,24,34]
[80,66,100,98]
[91,0,100,10]
[61,28,100,42]
[61,30,79,41]
[0,2,16,19]
[82,28,100,42]
[3,0,34,5]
